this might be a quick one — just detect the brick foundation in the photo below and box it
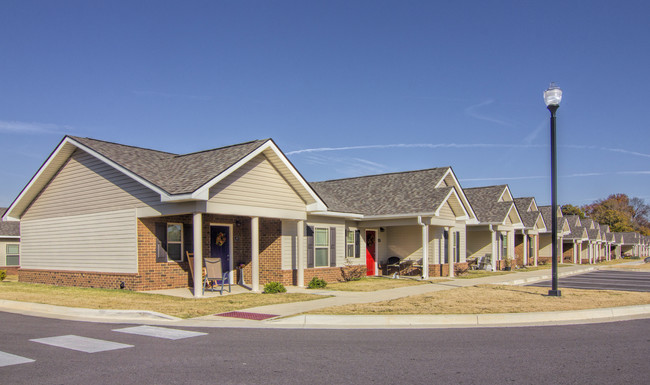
[0,266,20,275]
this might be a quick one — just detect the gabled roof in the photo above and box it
[310,167,475,219]
[514,197,545,230]
[3,136,327,220]
[587,227,601,241]
[464,185,522,225]
[0,208,20,237]
[566,225,588,241]
[538,205,570,235]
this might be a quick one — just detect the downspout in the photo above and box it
[418,216,429,278]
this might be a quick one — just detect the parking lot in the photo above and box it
[528,269,650,292]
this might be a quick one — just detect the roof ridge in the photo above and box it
[312,166,450,184]
[464,184,507,191]
[69,136,177,156]
[172,139,268,158]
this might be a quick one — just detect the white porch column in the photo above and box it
[251,216,260,292]
[522,231,529,266]
[490,226,498,271]
[447,227,454,277]
[573,241,578,264]
[296,220,305,287]
[192,212,203,298]
[533,235,538,266]
[421,222,429,279]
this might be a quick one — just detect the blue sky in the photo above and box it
[1,0,649,208]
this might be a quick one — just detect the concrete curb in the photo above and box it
[499,266,598,286]
[0,299,181,323]
[270,304,650,328]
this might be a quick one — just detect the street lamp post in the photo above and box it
[544,82,562,297]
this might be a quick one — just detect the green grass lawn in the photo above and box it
[0,281,324,319]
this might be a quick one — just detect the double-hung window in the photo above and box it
[346,230,355,258]
[314,227,329,267]
[5,244,19,266]
[167,223,183,261]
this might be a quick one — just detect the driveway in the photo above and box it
[527,270,650,292]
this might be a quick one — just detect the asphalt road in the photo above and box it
[528,270,650,292]
[1,311,649,384]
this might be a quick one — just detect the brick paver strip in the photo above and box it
[215,311,278,320]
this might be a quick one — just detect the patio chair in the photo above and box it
[386,256,401,278]
[203,257,231,295]
[186,252,207,282]
[478,253,492,271]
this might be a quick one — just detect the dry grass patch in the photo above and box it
[308,284,650,315]
[0,281,323,319]
[605,263,650,271]
[324,277,449,292]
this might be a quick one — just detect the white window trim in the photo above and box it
[167,223,184,262]
[314,227,330,268]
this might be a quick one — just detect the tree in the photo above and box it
[582,194,650,235]
[561,204,585,218]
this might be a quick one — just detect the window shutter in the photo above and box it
[306,225,314,268]
[355,230,360,258]
[455,231,461,262]
[183,224,194,257]
[443,230,449,264]
[329,227,337,267]
[155,223,168,263]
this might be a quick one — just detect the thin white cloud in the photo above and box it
[461,175,546,182]
[522,120,547,145]
[617,171,650,175]
[565,144,650,159]
[131,90,211,101]
[286,143,537,155]
[464,99,515,127]
[0,120,72,135]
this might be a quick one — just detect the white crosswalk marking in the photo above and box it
[112,325,207,340]
[0,351,35,367]
[30,335,133,353]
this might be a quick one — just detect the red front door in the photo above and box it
[365,230,376,276]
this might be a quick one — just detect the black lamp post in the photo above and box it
[544,82,562,297]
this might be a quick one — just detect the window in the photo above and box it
[501,233,508,259]
[454,231,461,263]
[5,244,19,266]
[346,230,360,258]
[314,227,329,267]
[167,223,183,261]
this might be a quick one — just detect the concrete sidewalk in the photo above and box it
[2,262,649,329]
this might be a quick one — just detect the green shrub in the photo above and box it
[308,276,327,289]
[0,270,6,281]
[263,282,286,294]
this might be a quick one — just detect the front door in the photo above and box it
[210,225,231,276]
[365,230,376,276]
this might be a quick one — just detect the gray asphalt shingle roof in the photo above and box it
[310,168,453,216]
[514,197,542,229]
[464,185,514,223]
[70,136,268,195]
[0,208,20,237]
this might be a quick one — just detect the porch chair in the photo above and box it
[203,257,231,295]
[386,256,401,278]
[186,252,207,282]
[478,253,492,271]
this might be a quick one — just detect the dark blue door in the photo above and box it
[210,225,231,274]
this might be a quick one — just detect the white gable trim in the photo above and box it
[178,140,327,210]
[437,168,477,221]
[434,188,470,220]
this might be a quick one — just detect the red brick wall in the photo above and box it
[514,234,524,266]
[0,266,20,275]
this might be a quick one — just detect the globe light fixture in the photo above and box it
[545,82,562,297]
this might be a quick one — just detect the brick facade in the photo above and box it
[0,266,19,275]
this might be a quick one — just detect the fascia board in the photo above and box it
[0,235,20,239]
[442,168,478,220]
[189,140,327,210]
[307,211,364,219]
[363,212,437,220]
[434,188,470,220]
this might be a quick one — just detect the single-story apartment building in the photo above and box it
[0,207,20,274]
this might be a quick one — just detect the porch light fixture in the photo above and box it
[544,82,562,297]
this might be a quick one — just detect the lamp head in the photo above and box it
[544,82,562,107]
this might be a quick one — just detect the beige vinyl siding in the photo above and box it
[20,209,138,273]
[438,202,456,220]
[466,229,492,260]
[281,220,297,270]
[209,154,306,211]
[538,234,553,257]
[385,226,435,263]
[23,150,160,221]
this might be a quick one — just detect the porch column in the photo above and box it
[421,223,429,279]
[192,212,203,298]
[490,227,498,271]
[251,216,260,292]
[446,227,454,277]
[573,241,578,264]
[558,236,564,265]
[296,220,305,287]
[522,230,529,266]
[533,234,538,266]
